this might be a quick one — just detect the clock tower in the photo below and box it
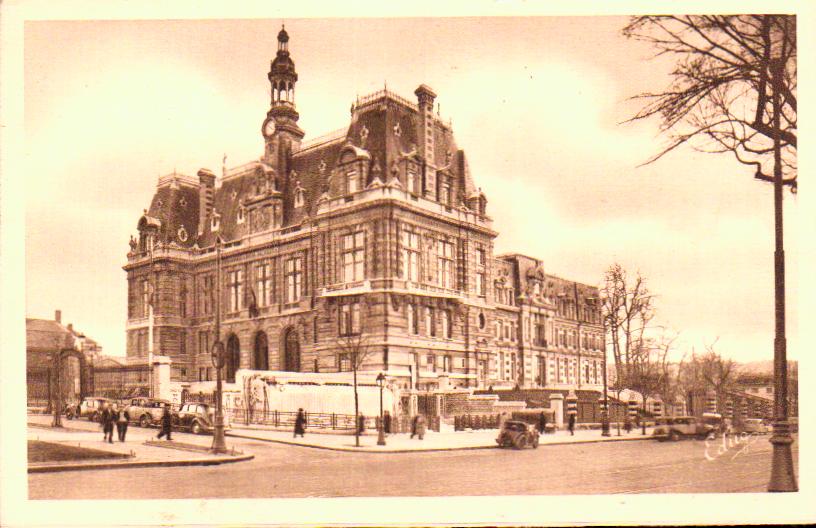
[263,25,305,167]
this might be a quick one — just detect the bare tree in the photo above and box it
[652,330,684,416]
[700,339,738,414]
[601,263,654,399]
[623,15,797,187]
[337,333,374,447]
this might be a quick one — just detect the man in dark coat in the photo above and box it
[383,411,392,435]
[410,415,418,439]
[568,413,576,436]
[100,402,115,443]
[357,414,366,435]
[538,411,548,434]
[157,404,173,441]
[294,408,306,438]
[115,404,130,442]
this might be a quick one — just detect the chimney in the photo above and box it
[414,84,437,165]
[197,168,216,234]
[55,310,62,324]
[67,323,73,333]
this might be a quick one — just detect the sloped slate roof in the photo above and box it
[141,89,475,248]
[26,318,75,352]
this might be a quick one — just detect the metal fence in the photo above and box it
[222,406,379,431]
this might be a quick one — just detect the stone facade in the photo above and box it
[123,27,604,393]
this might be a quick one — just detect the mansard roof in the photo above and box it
[139,87,479,249]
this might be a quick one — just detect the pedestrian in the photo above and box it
[568,413,576,436]
[115,403,130,442]
[100,402,115,443]
[383,410,392,435]
[415,414,427,440]
[157,403,173,441]
[294,408,306,438]
[624,417,632,434]
[357,413,366,435]
[410,415,418,439]
[538,411,548,434]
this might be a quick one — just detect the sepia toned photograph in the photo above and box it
[2,2,814,526]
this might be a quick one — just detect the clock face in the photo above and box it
[262,119,276,137]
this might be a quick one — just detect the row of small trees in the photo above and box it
[601,262,739,416]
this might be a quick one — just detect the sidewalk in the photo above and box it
[227,424,655,453]
[27,418,253,473]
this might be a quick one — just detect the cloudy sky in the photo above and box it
[22,15,804,363]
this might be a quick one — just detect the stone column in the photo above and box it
[549,392,564,429]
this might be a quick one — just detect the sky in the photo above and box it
[22,15,805,363]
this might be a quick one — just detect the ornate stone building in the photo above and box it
[123,27,604,393]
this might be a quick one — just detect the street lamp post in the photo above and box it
[376,372,386,446]
[210,236,228,454]
[51,351,63,428]
[764,57,797,492]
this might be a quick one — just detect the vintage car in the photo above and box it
[173,402,229,435]
[742,418,769,434]
[125,397,172,428]
[67,396,113,422]
[496,420,540,449]
[653,416,715,441]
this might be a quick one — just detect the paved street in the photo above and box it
[28,419,795,498]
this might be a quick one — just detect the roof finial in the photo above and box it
[222,153,227,178]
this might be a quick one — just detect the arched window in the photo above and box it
[282,327,300,372]
[253,331,269,371]
[441,310,451,339]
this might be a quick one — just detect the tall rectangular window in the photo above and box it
[427,354,436,372]
[538,356,547,386]
[441,310,451,339]
[407,304,418,335]
[437,240,454,289]
[199,330,210,356]
[338,353,351,372]
[142,279,150,317]
[439,176,451,205]
[342,231,365,283]
[401,229,421,282]
[285,257,303,303]
[227,269,243,312]
[475,246,486,296]
[426,307,435,337]
[256,262,273,307]
[201,275,214,315]
[339,302,361,336]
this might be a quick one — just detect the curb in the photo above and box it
[226,431,652,453]
[28,453,254,473]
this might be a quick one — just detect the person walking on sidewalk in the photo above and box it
[415,414,427,440]
[538,411,548,435]
[100,402,115,443]
[410,415,418,439]
[115,404,130,442]
[157,404,173,441]
[383,410,392,435]
[624,416,632,434]
[294,408,306,438]
[568,414,576,436]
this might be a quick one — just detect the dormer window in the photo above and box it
[347,169,359,194]
[406,169,416,194]
[293,181,305,208]
[211,212,220,232]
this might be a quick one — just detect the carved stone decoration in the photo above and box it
[177,226,189,242]
[129,235,138,252]
[390,293,402,312]
[393,122,402,137]
[360,125,370,146]
[318,159,327,173]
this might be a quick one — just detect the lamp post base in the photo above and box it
[601,413,610,437]
[211,423,228,454]
[377,428,386,446]
[768,421,797,492]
